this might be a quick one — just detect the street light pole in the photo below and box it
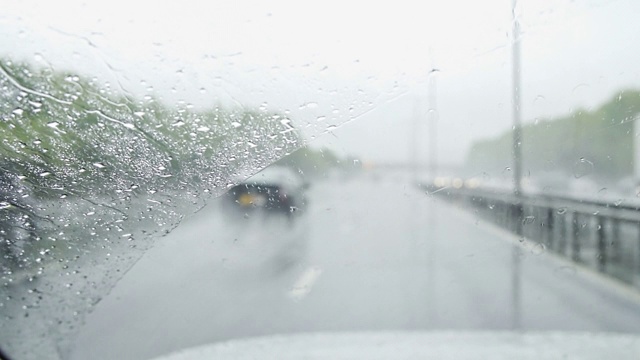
[510,0,523,331]
[512,0,523,197]
[428,49,438,181]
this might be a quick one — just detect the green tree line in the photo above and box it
[0,59,302,200]
[466,90,640,180]
[274,145,342,178]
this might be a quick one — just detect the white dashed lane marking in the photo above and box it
[288,266,323,301]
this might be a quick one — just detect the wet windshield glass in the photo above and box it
[2,0,640,359]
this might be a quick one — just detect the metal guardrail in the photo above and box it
[422,184,640,287]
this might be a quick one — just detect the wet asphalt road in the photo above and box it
[70,171,640,360]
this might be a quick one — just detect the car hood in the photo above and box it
[151,331,640,360]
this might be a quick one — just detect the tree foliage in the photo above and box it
[0,59,301,199]
[274,146,341,179]
[466,90,640,180]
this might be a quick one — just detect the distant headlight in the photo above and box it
[465,178,480,189]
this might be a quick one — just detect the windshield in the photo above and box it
[2,0,640,359]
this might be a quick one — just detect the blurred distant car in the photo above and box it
[226,166,308,218]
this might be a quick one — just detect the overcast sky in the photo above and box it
[2,0,639,165]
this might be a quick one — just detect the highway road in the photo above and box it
[70,171,640,360]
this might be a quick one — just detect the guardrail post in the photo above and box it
[508,204,514,232]
[597,216,606,272]
[558,211,567,255]
[521,204,527,237]
[537,205,544,242]
[514,203,523,235]
[572,212,581,262]
[527,205,532,237]
[547,207,554,249]
[535,206,541,241]
[537,206,544,242]
[501,201,507,227]
[611,218,620,264]
[532,205,537,238]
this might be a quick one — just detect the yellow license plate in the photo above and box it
[238,193,266,206]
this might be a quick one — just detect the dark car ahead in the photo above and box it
[227,166,307,218]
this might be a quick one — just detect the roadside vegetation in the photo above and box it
[0,59,302,200]
[0,58,305,272]
[466,90,640,183]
